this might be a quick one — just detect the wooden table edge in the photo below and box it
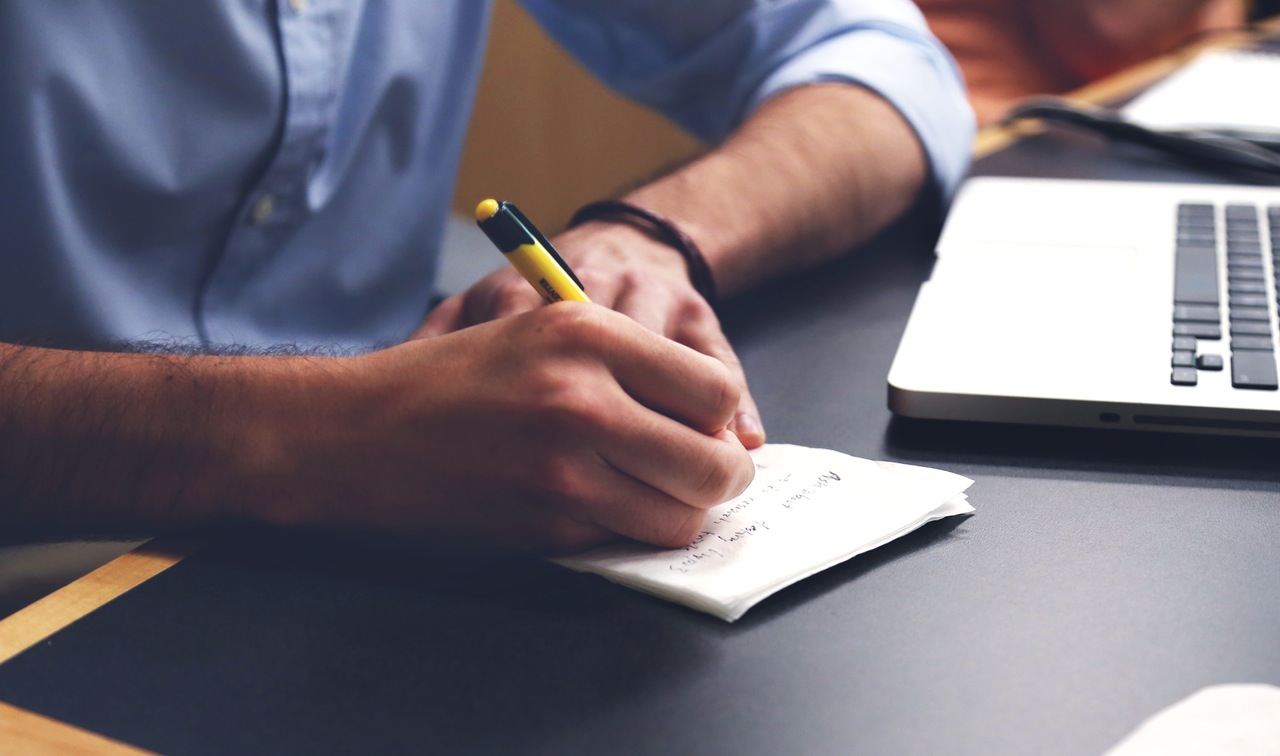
[0,699,154,755]
[0,537,197,665]
[0,539,194,752]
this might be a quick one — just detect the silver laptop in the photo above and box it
[887,176,1280,437]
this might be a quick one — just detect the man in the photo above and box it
[0,1,972,558]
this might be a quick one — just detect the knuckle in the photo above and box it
[537,519,606,556]
[541,382,611,436]
[705,361,741,417]
[536,302,610,346]
[733,453,756,496]
[538,454,583,501]
[690,449,743,506]
[615,268,659,295]
[542,299,597,324]
[577,267,616,293]
[566,303,614,342]
[677,292,716,321]
[493,281,537,313]
[494,278,528,299]
[660,508,707,547]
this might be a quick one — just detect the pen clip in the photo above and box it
[503,202,586,291]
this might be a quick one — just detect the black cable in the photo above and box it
[1003,97,1280,179]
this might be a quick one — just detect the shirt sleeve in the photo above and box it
[517,0,975,201]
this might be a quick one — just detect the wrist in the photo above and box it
[568,199,718,307]
[121,352,353,531]
[228,354,367,530]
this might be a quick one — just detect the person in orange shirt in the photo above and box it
[918,0,1247,125]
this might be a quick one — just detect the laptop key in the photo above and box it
[1229,306,1271,322]
[1178,220,1216,232]
[1174,246,1220,305]
[1174,322,1222,338]
[1178,230,1217,245]
[1232,336,1275,351]
[1227,267,1266,281]
[1172,351,1196,368]
[1229,292,1268,308]
[1231,351,1279,390]
[1171,367,1199,386]
[1173,304,1220,322]
[1225,204,1259,220]
[1230,280,1266,294]
[1197,353,1224,371]
[1230,321,1273,337]
[1172,335,1197,352]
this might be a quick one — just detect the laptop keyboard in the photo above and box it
[1171,202,1280,389]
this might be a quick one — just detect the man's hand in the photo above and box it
[420,81,931,458]
[301,303,756,554]
[417,222,766,449]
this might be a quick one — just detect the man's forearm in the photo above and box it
[0,309,758,553]
[0,343,324,534]
[621,83,928,299]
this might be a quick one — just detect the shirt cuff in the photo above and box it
[747,25,976,204]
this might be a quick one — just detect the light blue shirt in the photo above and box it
[0,1,972,351]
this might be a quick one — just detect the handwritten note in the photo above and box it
[553,443,973,622]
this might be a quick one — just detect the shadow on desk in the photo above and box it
[195,517,967,628]
[0,519,963,754]
[0,529,709,752]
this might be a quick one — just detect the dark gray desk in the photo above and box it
[1,133,1279,755]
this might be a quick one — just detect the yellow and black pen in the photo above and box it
[475,199,590,304]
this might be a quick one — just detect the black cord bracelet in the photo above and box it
[568,199,718,307]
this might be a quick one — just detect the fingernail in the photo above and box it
[735,412,765,445]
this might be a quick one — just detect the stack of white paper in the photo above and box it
[553,443,973,622]
[1105,684,1280,755]
[1122,48,1280,138]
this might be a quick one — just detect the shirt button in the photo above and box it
[250,194,276,225]
[289,0,308,12]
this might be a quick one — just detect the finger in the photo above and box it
[671,309,766,449]
[611,285,764,447]
[596,401,755,511]
[576,311,740,434]
[416,294,466,338]
[569,451,722,548]
[466,277,542,325]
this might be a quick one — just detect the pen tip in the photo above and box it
[475,198,500,222]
